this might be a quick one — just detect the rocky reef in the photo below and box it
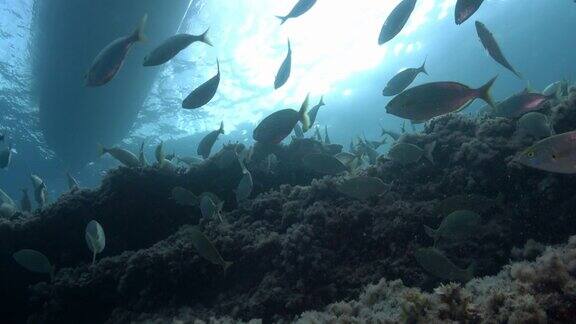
[2,90,576,323]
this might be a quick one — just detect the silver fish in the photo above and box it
[171,187,199,207]
[13,249,54,280]
[66,172,79,190]
[85,14,147,86]
[276,0,317,25]
[197,122,224,159]
[455,0,485,25]
[253,94,310,144]
[518,112,553,139]
[97,144,140,168]
[302,153,348,175]
[378,0,417,45]
[415,247,474,282]
[189,227,233,273]
[235,169,253,203]
[307,96,325,129]
[388,141,435,165]
[493,92,553,118]
[514,130,576,174]
[293,123,304,139]
[183,60,220,109]
[475,21,521,78]
[200,195,224,223]
[382,59,428,96]
[143,29,211,66]
[338,176,387,200]
[274,39,292,90]
[424,210,482,244]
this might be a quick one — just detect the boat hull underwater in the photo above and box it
[32,0,194,169]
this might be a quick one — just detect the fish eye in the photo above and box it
[527,151,535,158]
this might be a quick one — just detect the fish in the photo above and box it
[66,172,79,190]
[274,39,292,90]
[139,141,148,167]
[155,141,165,167]
[493,92,554,118]
[189,227,233,273]
[378,0,417,45]
[177,156,204,166]
[20,189,31,212]
[0,133,4,142]
[518,112,553,139]
[324,126,331,144]
[380,125,401,141]
[200,194,224,221]
[198,121,224,159]
[513,130,576,174]
[415,247,474,282]
[307,96,325,129]
[13,249,55,280]
[0,187,16,207]
[143,29,212,66]
[276,0,317,24]
[0,203,18,218]
[335,152,361,170]
[302,153,348,175]
[171,187,199,207]
[253,94,310,144]
[424,210,481,244]
[387,141,436,165]
[382,59,428,96]
[97,144,140,168]
[338,176,387,200]
[314,127,322,142]
[455,0,485,25]
[475,21,521,78]
[386,77,497,121]
[542,81,565,98]
[85,14,147,86]
[182,60,220,109]
[30,174,44,191]
[293,123,304,139]
[85,220,106,265]
[34,183,47,209]
[357,139,380,165]
[0,144,12,169]
[235,168,253,203]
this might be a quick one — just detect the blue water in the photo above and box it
[1,0,575,202]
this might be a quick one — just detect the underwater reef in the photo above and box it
[2,90,576,323]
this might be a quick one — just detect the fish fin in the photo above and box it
[420,57,428,75]
[97,143,106,157]
[287,38,291,52]
[319,95,325,107]
[216,59,220,75]
[477,76,498,109]
[299,94,311,132]
[133,14,148,42]
[199,28,212,46]
[223,261,233,275]
[219,121,225,134]
[423,225,437,240]
[276,15,288,25]
[423,141,436,165]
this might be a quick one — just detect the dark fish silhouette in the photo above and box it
[253,95,310,144]
[493,92,554,118]
[85,14,147,87]
[307,96,325,128]
[382,59,428,96]
[20,189,32,212]
[183,60,220,109]
[0,133,4,142]
[455,0,485,25]
[274,39,292,90]
[475,21,521,78]
[378,0,417,45]
[386,77,496,121]
[143,29,212,66]
[276,0,317,25]
[197,122,224,159]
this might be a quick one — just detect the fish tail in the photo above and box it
[420,57,428,75]
[199,28,212,46]
[423,141,436,165]
[97,143,107,157]
[219,121,225,134]
[477,76,498,109]
[132,14,148,42]
[276,15,288,25]
[319,95,325,107]
[299,94,311,132]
